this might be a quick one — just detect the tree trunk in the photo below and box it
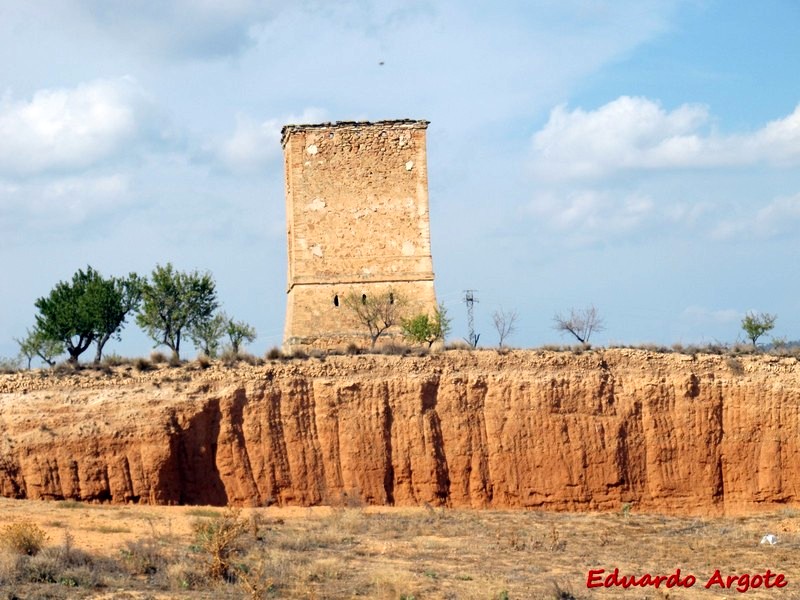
[94,333,111,364]
[67,335,93,364]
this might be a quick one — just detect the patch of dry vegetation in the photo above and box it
[0,499,798,599]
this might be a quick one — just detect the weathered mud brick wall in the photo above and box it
[281,120,438,351]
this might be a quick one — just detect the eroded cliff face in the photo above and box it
[1,350,798,514]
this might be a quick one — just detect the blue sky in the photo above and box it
[2,0,799,361]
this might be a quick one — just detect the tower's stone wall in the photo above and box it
[281,120,437,351]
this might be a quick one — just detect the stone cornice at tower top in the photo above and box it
[281,119,429,146]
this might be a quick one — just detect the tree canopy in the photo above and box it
[226,318,256,355]
[34,266,141,362]
[741,312,777,348]
[136,263,218,359]
[188,312,228,358]
[34,266,139,364]
[401,304,450,348]
[91,273,143,363]
[15,327,63,369]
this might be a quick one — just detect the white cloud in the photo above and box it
[748,108,800,165]
[0,174,132,231]
[527,189,655,244]
[712,193,800,240]
[217,108,326,173]
[531,97,800,180]
[0,78,158,177]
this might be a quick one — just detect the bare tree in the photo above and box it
[492,308,518,348]
[343,290,404,349]
[553,305,605,344]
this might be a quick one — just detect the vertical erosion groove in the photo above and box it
[421,378,450,504]
[170,401,227,506]
[223,388,260,505]
[383,387,395,505]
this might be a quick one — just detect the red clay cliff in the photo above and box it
[0,349,798,515]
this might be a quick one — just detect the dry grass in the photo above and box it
[0,499,798,599]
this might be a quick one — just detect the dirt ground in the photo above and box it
[0,498,799,599]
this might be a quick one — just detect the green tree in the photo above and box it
[34,267,142,364]
[92,273,143,363]
[225,318,256,355]
[741,312,777,348]
[15,327,63,369]
[401,303,451,348]
[136,263,218,359]
[189,312,228,358]
[34,266,103,364]
[343,290,403,349]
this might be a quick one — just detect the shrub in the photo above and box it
[0,357,21,374]
[265,347,283,360]
[93,363,113,376]
[637,343,670,353]
[192,509,249,580]
[702,343,728,355]
[237,352,262,366]
[539,344,567,352]
[134,357,153,372]
[195,354,212,369]
[53,361,81,375]
[309,349,328,360]
[102,353,128,367]
[120,539,163,576]
[379,343,410,356]
[168,561,208,591]
[20,552,60,583]
[150,350,168,364]
[548,582,578,600]
[1,522,48,556]
[445,340,473,351]
[220,349,263,367]
[730,343,755,355]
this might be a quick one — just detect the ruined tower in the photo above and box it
[281,120,438,351]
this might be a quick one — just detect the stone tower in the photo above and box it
[281,120,438,351]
